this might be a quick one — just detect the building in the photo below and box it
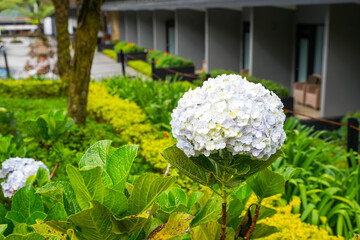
[101,0,360,118]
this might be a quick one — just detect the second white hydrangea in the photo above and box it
[170,74,286,160]
[0,157,49,198]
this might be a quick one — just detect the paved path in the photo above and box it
[0,36,145,80]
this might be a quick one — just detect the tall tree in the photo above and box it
[52,0,71,83]
[68,0,103,125]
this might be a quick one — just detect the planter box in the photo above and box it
[97,43,114,52]
[116,52,147,63]
[152,66,195,81]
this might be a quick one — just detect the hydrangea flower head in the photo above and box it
[170,74,286,160]
[0,157,49,198]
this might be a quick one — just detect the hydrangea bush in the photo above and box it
[0,157,49,198]
[162,74,288,240]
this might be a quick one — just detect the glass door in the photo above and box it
[166,20,175,55]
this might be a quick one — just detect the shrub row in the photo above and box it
[0,79,64,98]
[147,50,194,68]
[114,41,146,53]
[210,69,290,98]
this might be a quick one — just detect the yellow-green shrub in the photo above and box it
[0,79,64,98]
[102,49,117,61]
[127,60,152,77]
[246,194,344,240]
[140,134,176,170]
[87,83,146,132]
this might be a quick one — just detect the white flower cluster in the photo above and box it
[0,157,49,198]
[170,74,286,160]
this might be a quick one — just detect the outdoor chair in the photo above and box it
[294,82,307,104]
[305,84,321,109]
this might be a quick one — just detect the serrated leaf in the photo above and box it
[106,144,139,192]
[32,219,66,240]
[113,204,159,234]
[234,207,252,239]
[161,147,210,186]
[190,220,235,240]
[187,191,204,212]
[66,165,128,216]
[36,181,81,216]
[236,151,283,180]
[6,187,46,225]
[246,168,285,200]
[69,200,124,240]
[0,225,7,235]
[146,212,194,240]
[78,140,112,169]
[4,233,44,240]
[25,167,50,188]
[191,194,222,227]
[47,203,68,221]
[251,223,279,239]
[251,206,277,220]
[128,174,176,215]
[156,188,187,213]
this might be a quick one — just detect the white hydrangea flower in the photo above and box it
[170,74,286,160]
[0,157,49,198]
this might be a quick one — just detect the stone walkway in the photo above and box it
[0,36,145,80]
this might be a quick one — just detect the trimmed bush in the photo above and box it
[147,50,194,68]
[0,79,64,98]
[127,60,152,77]
[114,41,146,53]
[102,49,117,61]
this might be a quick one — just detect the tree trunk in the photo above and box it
[52,0,71,83]
[68,0,103,125]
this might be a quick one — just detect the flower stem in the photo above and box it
[244,203,261,240]
[220,186,227,240]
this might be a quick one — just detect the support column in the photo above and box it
[110,11,120,40]
[250,7,295,89]
[205,8,242,72]
[176,9,205,70]
[125,11,137,43]
[119,12,125,41]
[137,11,154,48]
[153,10,174,52]
[320,4,360,117]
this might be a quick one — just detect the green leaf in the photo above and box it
[282,167,302,181]
[187,191,204,212]
[0,204,13,236]
[4,233,44,240]
[236,151,283,180]
[6,187,46,225]
[69,200,124,240]
[128,173,176,215]
[246,168,285,200]
[25,167,49,188]
[47,203,68,221]
[106,144,139,192]
[190,220,235,240]
[146,212,194,239]
[251,223,279,239]
[191,194,222,227]
[252,206,277,220]
[66,165,128,216]
[31,219,67,240]
[0,225,7,235]
[234,207,252,239]
[156,188,187,213]
[36,181,81,216]
[113,204,159,234]
[161,147,210,186]
[78,140,112,169]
